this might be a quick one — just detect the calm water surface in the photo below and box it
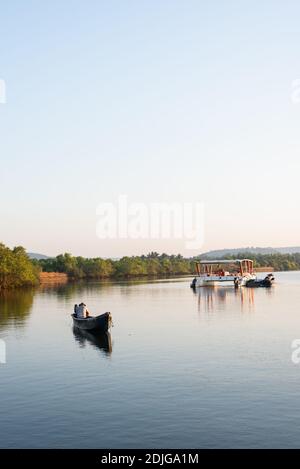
[1,272,300,448]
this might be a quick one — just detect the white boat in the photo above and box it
[190,259,257,288]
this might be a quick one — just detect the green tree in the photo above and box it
[0,243,39,289]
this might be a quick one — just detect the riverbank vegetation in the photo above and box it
[0,244,40,289]
[38,252,194,279]
[38,252,300,279]
[38,251,300,279]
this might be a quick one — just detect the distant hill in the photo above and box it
[200,247,300,259]
[27,252,50,260]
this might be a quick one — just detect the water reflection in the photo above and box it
[193,286,259,313]
[72,327,112,356]
[40,277,191,301]
[39,280,115,302]
[0,288,34,329]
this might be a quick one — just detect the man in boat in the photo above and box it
[76,302,91,319]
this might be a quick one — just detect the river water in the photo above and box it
[0,272,300,448]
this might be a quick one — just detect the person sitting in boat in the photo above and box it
[74,304,79,316]
[77,302,91,319]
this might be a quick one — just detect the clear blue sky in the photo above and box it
[1,1,300,257]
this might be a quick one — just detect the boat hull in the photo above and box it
[191,274,256,288]
[72,312,112,332]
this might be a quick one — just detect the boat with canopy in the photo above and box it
[190,259,257,288]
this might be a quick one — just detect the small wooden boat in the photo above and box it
[71,312,112,332]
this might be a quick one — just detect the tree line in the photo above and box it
[37,252,195,279]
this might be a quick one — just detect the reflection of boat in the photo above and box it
[194,285,255,313]
[246,274,275,288]
[72,312,112,332]
[73,327,112,355]
[191,259,257,288]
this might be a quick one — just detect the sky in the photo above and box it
[1,0,300,257]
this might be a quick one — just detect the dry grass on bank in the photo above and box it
[39,272,68,283]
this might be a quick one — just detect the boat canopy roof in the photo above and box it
[198,259,253,265]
